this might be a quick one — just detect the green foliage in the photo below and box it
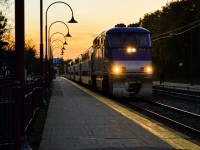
[136,0,200,83]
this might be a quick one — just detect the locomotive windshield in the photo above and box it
[110,35,123,45]
[106,33,151,61]
[109,34,150,46]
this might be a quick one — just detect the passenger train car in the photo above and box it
[67,26,153,98]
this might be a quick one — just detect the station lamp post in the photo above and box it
[52,47,65,56]
[51,39,66,56]
[51,39,67,46]
[48,21,71,58]
[52,44,65,49]
[52,45,65,53]
[48,20,72,38]
[45,1,78,76]
[50,32,68,59]
[51,44,65,67]
[50,32,68,40]
[52,47,65,65]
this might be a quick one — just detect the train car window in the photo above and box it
[110,35,123,45]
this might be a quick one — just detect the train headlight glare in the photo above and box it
[114,67,120,73]
[140,66,153,73]
[113,66,126,73]
[127,47,136,53]
[146,67,152,72]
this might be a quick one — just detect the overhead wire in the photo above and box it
[151,20,200,41]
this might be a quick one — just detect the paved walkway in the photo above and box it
[39,77,177,150]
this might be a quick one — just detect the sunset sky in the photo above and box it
[22,0,173,60]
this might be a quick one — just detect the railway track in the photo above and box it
[117,98,200,141]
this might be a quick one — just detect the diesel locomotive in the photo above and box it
[67,26,153,98]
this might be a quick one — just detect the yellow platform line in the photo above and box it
[62,77,200,150]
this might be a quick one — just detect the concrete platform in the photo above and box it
[39,77,200,150]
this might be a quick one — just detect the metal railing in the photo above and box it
[0,77,45,150]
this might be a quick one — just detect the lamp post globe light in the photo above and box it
[45,1,78,77]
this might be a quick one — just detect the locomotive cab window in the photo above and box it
[110,35,123,45]
[125,35,138,46]
[139,34,149,46]
[125,34,149,47]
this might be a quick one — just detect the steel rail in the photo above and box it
[132,103,200,135]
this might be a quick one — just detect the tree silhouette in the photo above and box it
[134,0,200,82]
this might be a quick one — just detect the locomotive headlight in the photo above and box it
[146,67,152,73]
[140,66,153,73]
[127,47,136,53]
[113,66,126,73]
[114,67,120,73]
